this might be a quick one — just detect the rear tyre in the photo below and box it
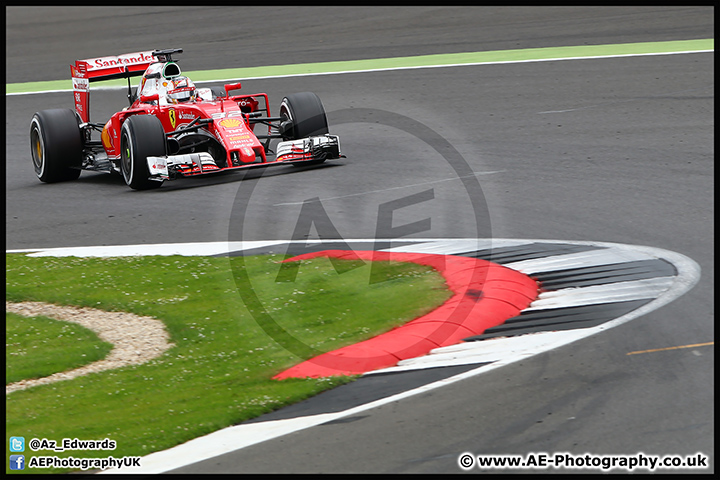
[120,115,166,190]
[30,109,83,183]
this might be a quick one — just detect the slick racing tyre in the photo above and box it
[30,109,83,183]
[279,92,329,140]
[279,92,330,166]
[121,115,166,190]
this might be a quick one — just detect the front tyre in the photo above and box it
[30,109,82,183]
[279,92,329,140]
[279,92,330,166]
[121,115,166,190]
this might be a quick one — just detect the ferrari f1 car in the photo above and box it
[30,48,343,189]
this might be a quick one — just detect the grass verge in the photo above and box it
[5,252,451,473]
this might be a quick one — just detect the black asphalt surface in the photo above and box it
[6,6,714,473]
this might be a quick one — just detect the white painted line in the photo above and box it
[10,48,713,97]
[4,238,504,258]
[5,238,413,257]
[503,246,657,273]
[525,276,675,311]
[382,238,533,255]
[196,50,714,88]
[6,240,287,258]
[370,330,591,374]
[101,413,341,474]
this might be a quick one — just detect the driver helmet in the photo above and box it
[167,76,196,104]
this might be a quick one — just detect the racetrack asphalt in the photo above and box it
[5,6,714,473]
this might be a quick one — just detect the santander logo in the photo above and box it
[88,52,156,70]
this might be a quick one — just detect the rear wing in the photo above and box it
[71,51,158,123]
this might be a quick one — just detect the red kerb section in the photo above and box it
[273,250,539,379]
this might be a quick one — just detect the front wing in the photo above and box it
[146,134,343,181]
[275,134,342,163]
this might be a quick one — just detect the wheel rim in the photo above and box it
[30,126,45,175]
[279,103,294,139]
[121,133,133,183]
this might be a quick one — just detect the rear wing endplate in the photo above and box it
[71,51,157,123]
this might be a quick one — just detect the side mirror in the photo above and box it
[224,82,242,97]
[140,93,159,104]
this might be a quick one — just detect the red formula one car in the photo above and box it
[30,48,343,189]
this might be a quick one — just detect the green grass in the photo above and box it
[6,313,113,384]
[5,252,452,473]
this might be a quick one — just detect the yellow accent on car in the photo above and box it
[101,121,113,150]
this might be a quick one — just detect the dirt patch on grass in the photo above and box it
[6,301,174,394]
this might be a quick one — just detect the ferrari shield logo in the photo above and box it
[169,109,177,129]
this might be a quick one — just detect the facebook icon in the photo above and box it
[10,455,25,470]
